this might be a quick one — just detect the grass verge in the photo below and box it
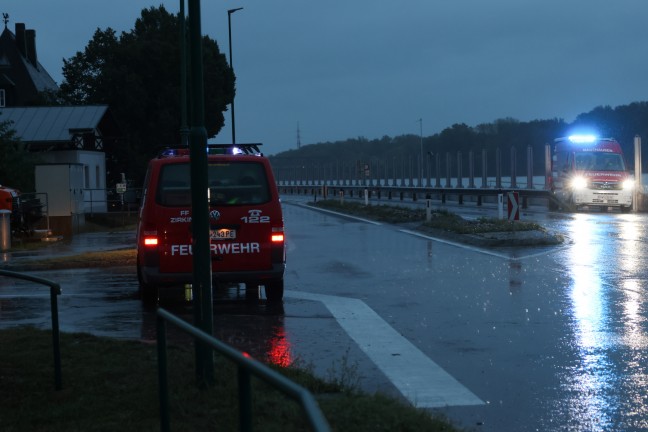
[2,249,137,271]
[0,327,462,432]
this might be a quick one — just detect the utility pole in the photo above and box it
[228,7,243,145]
[296,122,302,149]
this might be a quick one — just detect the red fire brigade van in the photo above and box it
[136,144,285,303]
[550,135,634,212]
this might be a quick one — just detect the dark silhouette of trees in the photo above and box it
[0,121,38,191]
[271,101,648,177]
[58,6,234,185]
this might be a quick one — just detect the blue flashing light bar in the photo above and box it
[568,134,598,144]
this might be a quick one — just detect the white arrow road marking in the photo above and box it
[287,290,484,408]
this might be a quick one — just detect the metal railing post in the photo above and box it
[157,315,170,432]
[445,153,452,188]
[495,148,502,188]
[510,146,517,188]
[50,285,62,390]
[0,270,62,390]
[526,145,534,189]
[239,368,253,432]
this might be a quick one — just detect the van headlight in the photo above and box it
[570,176,588,190]
[623,179,635,190]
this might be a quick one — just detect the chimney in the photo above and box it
[25,29,37,67]
[14,23,26,57]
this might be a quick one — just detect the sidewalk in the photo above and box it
[1,230,136,265]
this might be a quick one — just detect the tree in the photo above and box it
[58,6,235,185]
[0,120,38,191]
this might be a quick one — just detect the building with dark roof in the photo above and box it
[0,21,58,107]
[0,19,124,236]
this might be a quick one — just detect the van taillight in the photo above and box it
[144,237,158,246]
[271,227,284,243]
[143,230,158,247]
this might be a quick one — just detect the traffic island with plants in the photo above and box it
[310,199,564,247]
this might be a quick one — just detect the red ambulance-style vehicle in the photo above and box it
[550,135,634,212]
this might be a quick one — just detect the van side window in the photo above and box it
[157,164,191,206]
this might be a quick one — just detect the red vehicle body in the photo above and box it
[136,144,285,302]
[550,135,634,212]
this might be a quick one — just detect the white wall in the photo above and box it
[37,150,107,212]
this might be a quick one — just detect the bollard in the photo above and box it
[0,210,10,252]
[426,199,432,222]
[364,189,369,205]
[498,193,504,219]
[339,190,344,204]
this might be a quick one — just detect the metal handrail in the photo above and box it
[0,269,62,390]
[156,308,330,432]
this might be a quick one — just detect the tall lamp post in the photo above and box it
[228,7,243,145]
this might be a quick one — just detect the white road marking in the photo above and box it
[399,228,561,261]
[287,290,484,408]
[399,229,512,259]
[290,201,383,225]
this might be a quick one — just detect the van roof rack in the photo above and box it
[157,143,263,158]
[207,143,263,155]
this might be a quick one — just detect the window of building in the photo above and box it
[84,165,90,188]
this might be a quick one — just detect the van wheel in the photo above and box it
[621,205,632,213]
[245,283,260,300]
[265,279,284,302]
[137,264,158,304]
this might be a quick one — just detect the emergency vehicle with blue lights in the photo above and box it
[136,143,286,302]
[550,135,633,212]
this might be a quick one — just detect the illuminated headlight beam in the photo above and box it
[570,176,588,190]
[623,179,634,190]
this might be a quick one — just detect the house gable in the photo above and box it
[0,21,58,107]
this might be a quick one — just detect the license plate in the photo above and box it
[211,228,236,240]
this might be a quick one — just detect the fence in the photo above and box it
[156,308,330,432]
[271,146,549,191]
[0,270,62,390]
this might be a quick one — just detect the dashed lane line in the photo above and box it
[286,290,484,408]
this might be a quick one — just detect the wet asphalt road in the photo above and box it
[2,198,648,431]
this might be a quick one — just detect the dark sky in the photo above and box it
[9,1,648,154]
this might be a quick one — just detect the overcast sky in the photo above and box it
[7,1,648,154]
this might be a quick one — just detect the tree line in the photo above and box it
[270,102,648,177]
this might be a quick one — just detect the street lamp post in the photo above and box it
[228,7,243,145]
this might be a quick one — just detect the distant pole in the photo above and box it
[228,7,243,145]
[418,118,423,186]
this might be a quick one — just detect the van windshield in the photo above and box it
[156,161,270,207]
[574,152,626,172]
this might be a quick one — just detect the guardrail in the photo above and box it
[156,308,330,432]
[279,184,556,210]
[0,270,62,390]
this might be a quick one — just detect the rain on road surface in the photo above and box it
[2,199,648,431]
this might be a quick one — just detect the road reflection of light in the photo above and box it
[618,214,642,274]
[564,214,614,430]
[266,326,292,367]
[559,213,648,431]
